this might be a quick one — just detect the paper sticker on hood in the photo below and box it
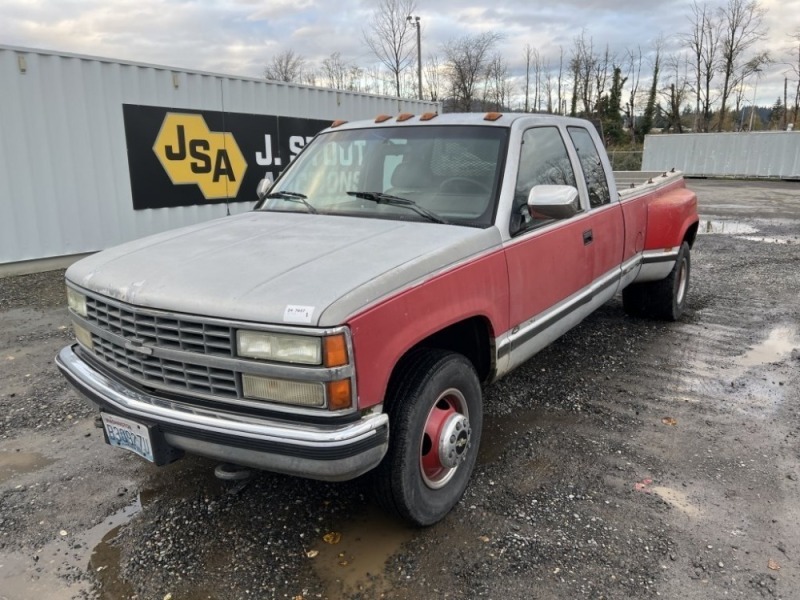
[284,305,315,324]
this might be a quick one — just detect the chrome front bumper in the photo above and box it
[56,345,389,481]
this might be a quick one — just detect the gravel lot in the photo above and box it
[1,179,798,600]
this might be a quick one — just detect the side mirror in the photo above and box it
[527,185,580,219]
[256,177,272,200]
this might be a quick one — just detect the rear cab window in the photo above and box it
[567,127,610,208]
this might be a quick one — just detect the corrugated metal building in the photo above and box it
[642,131,800,179]
[0,45,439,271]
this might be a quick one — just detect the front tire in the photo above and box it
[374,349,482,526]
[623,241,691,321]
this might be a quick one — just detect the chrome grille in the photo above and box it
[84,296,238,399]
[86,297,233,357]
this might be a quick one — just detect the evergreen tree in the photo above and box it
[769,97,784,129]
[638,55,660,142]
[600,67,626,145]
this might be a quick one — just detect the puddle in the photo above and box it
[0,451,55,484]
[740,236,795,245]
[738,326,798,367]
[310,506,415,597]
[698,220,798,244]
[0,497,144,600]
[651,486,701,518]
[699,219,758,235]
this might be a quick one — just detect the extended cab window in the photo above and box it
[264,125,508,228]
[512,127,578,234]
[567,127,610,208]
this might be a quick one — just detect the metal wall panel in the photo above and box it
[0,45,439,265]
[642,132,800,179]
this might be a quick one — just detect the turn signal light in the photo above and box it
[327,379,352,410]
[323,334,348,367]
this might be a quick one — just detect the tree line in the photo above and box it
[263,0,800,143]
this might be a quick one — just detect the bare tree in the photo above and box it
[570,31,597,115]
[661,54,691,132]
[544,59,554,113]
[717,0,767,130]
[624,46,644,141]
[423,54,442,102]
[533,49,543,112]
[733,51,772,125]
[485,54,514,111]
[264,49,306,83]
[347,65,365,92]
[443,32,502,112]
[683,1,721,131]
[787,29,800,127]
[523,44,534,112]
[322,52,349,90]
[556,46,565,114]
[363,0,417,98]
[593,45,613,110]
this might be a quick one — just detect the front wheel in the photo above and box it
[374,349,482,526]
[623,241,691,321]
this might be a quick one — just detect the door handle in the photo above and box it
[583,229,594,245]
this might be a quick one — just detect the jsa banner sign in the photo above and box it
[122,104,330,210]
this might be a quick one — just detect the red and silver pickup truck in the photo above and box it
[57,113,698,525]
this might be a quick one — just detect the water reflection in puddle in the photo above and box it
[310,506,414,598]
[738,326,798,367]
[0,497,143,600]
[699,220,796,244]
[699,219,758,235]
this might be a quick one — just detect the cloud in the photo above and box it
[0,0,795,104]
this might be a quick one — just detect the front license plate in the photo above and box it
[101,413,155,462]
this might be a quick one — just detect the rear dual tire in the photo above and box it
[623,241,691,321]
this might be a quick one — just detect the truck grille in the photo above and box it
[84,295,238,399]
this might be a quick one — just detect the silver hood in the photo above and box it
[66,212,501,327]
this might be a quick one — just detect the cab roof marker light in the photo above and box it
[330,119,348,128]
[375,114,392,123]
[419,112,438,121]
[396,113,414,122]
[484,112,503,121]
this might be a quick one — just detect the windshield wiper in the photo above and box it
[263,191,318,214]
[346,191,450,225]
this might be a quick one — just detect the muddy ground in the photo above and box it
[1,179,798,600]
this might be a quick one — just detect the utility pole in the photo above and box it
[407,15,422,100]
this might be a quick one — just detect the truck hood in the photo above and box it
[66,212,501,327]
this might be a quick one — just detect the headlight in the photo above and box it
[237,330,322,365]
[67,288,87,316]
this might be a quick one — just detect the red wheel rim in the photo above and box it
[420,388,470,489]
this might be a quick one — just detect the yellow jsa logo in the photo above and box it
[153,113,247,199]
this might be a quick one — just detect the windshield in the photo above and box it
[257,125,508,227]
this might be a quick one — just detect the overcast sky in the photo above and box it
[2,0,798,107]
